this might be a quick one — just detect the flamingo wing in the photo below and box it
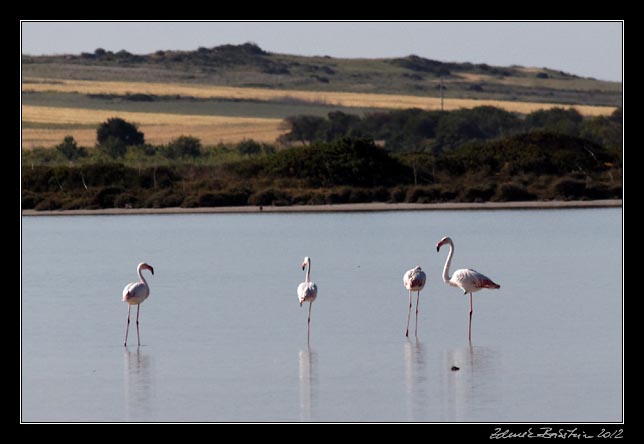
[298,282,318,305]
[451,268,500,292]
[403,267,426,290]
[122,282,149,303]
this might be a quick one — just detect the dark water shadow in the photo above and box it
[404,338,428,421]
[298,346,318,422]
[123,346,154,421]
[443,344,501,421]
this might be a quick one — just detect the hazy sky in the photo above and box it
[21,21,623,82]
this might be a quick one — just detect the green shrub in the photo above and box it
[463,184,497,202]
[96,117,145,146]
[55,136,87,162]
[433,106,521,152]
[279,115,328,145]
[127,144,158,158]
[236,139,262,156]
[306,192,326,205]
[440,131,616,177]
[265,138,408,187]
[150,166,178,189]
[79,163,129,188]
[406,186,443,203]
[348,188,372,203]
[188,189,251,207]
[114,192,140,208]
[144,189,184,208]
[164,136,202,158]
[524,107,583,136]
[61,195,93,210]
[553,178,586,199]
[389,186,407,203]
[372,186,390,202]
[97,137,127,159]
[248,188,288,206]
[223,158,265,179]
[325,187,351,204]
[34,195,63,211]
[199,192,228,207]
[580,115,622,152]
[289,191,312,205]
[22,190,42,209]
[92,186,124,208]
[497,183,536,201]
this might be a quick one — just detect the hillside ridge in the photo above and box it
[22,43,621,107]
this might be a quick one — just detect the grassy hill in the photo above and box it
[23,42,621,106]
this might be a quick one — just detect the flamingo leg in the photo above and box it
[468,293,473,341]
[415,291,420,337]
[136,304,141,346]
[307,302,312,343]
[405,290,412,337]
[124,305,131,347]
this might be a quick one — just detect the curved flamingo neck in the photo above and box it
[137,265,149,288]
[442,240,454,283]
[305,260,311,283]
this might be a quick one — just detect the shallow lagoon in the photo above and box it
[21,208,622,422]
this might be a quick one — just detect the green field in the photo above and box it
[22,91,385,119]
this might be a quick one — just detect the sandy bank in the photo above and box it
[21,199,622,216]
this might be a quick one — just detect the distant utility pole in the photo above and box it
[440,75,444,111]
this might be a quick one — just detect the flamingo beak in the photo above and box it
[301,264,306,270]
[150,266,155,275]
[300,301,303,307]
[436,245,440,252]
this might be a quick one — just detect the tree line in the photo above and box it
[22,106,622,211]
[279,106,622,156]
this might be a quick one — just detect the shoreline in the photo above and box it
[21,199,622,216]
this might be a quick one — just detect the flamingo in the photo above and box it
[436,236,500,341]
[297,257,318,343]
[122,262,154,346]
[402,266,427,337]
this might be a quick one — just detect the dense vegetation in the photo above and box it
[279,106,622,156]
[22,105,622,211]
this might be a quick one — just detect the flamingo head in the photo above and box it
[138,262,155,275]
[436,236,452,252]
[301,256,310,270]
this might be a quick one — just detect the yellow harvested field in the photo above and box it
[22,105,284,148]
[455,70,621,92]
[24,128,98,148]
[23,78,617,116]
[453,73,488,82]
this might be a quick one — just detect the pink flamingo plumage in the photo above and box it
[402,266,427,337]
[436,236,500,341]
[297,257,318,343]
[122,262,154,346]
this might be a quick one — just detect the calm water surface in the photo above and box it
[21,209,622,422]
